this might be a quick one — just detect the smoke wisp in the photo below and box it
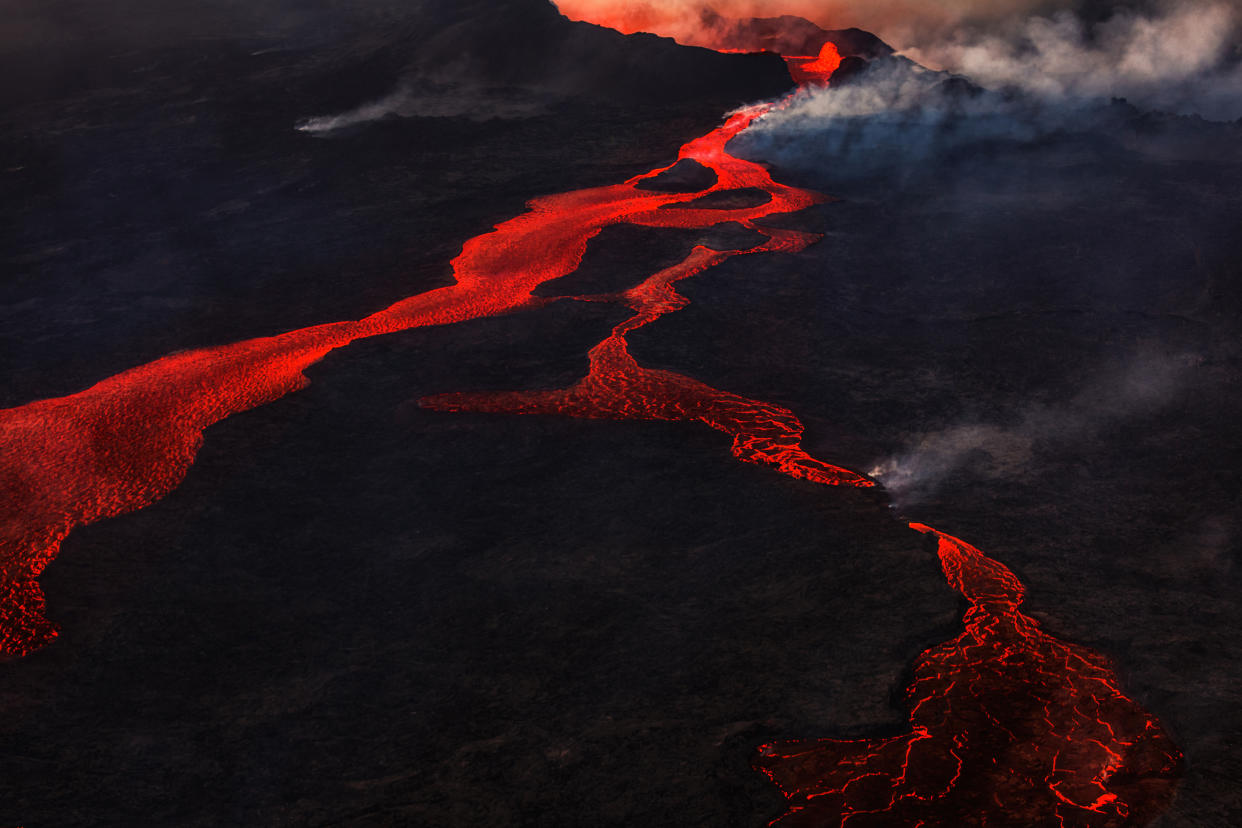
[868,350,1204,503]
[296,83,546,134]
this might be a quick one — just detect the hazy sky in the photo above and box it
[552,0,1240,50]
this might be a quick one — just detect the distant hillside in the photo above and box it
[696,10,894,59]
[1,0,793,111]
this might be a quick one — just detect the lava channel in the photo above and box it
[420,202,869,488]
[413,44,1182,828]
[0,100,838,658]
[419,226,1183,826]
[754,524,1182,827]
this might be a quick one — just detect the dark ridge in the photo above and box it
[823,26,895,60]
[699,10,895,59]
[811,53,982,100]
[694,222,772,250]
[828,55,870,85]
[288,0,794,114]
[663,188,773,210]
[1,0,794,113]
[635,159,718,193]
[935,76,987,99]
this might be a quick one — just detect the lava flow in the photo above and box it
[420,199,1184,826]
[421,174,868,488]
[755,524,1182,826]
[1,28,1183,828]
[0,99,844,658]
[412,42,1183,828]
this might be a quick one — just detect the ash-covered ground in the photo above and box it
[2,1,1241,826]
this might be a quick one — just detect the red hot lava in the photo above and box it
[421,105,868,489]
[0,101,854,658]
[0,27,1182,828]
[785,41,843,85]
[755,524,1182,826]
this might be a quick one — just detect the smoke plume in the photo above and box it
[553,0,1242,47]
[868,350,1204,503]
[730,61,1099,188]
[553,0,1101,45]
[902,1,1242,120]
[554,0,1242,119]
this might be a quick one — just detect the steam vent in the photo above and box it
[3,0,1241,825]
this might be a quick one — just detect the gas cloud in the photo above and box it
[554,0,1242,119]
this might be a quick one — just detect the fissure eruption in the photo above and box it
[0,27,1181,828]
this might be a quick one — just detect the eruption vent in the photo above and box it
[786,40,844,85]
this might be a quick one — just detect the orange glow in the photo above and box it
[556,2,675,36]
[786,41,843,85]
[555,1,847,85]
[550,0,982,52]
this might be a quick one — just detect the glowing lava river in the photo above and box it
[0,52,1180,826]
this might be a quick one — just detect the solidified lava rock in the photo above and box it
[934,75,987,99]
[826,55,869,86]
[665,188,773,210]
[635,159,718,193]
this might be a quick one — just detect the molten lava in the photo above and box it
[0,101,852,658]
[0,25,1182,828]
[754,524,1182,826]
[422,239,869,489]
[785,41,843,85]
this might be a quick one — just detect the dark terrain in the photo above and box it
[3,1,1242,826]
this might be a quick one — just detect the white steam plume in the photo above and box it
[901,1,1242,120]
[869,351,1205,503]
[297,84,545,134]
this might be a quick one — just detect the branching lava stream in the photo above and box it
[0,43,1180,827]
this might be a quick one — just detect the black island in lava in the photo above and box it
[2,0,1241,825]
